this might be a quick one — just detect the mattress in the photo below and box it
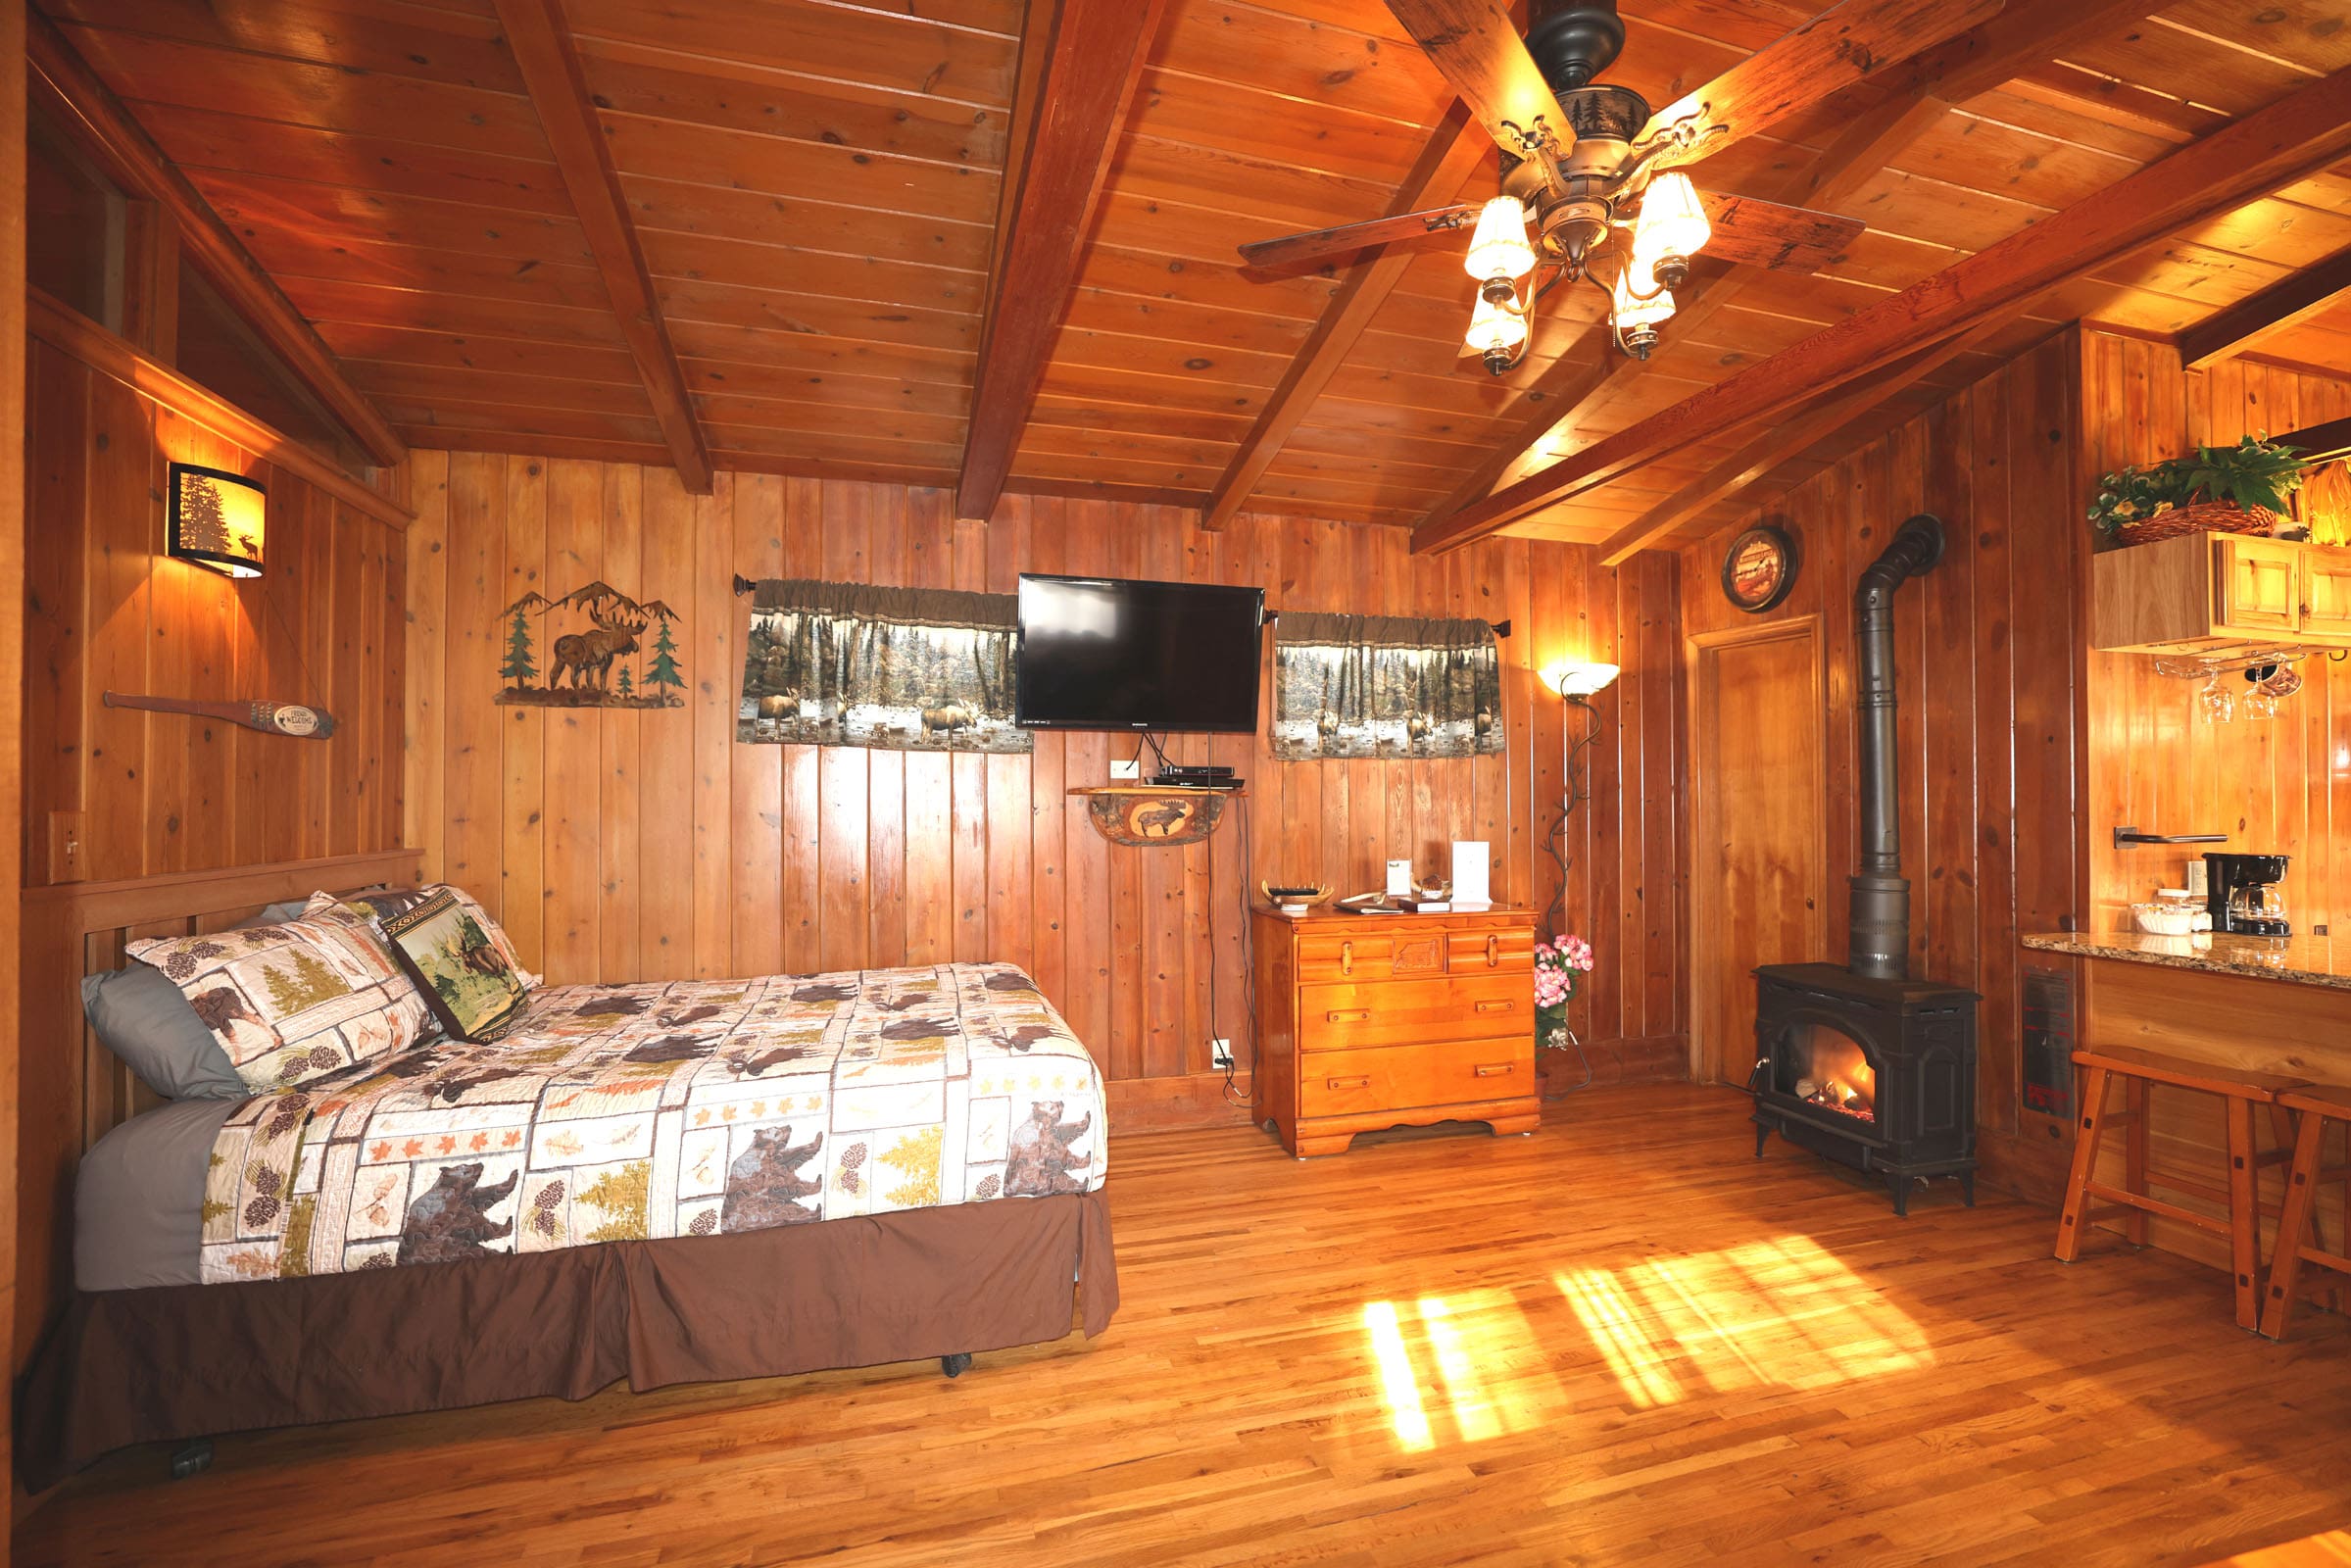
[79,963,1107,1289]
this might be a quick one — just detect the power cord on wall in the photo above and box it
[1542,695,1606,1099]
[1218,789,1259,1109]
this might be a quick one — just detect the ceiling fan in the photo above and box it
[1240,0,1988,373]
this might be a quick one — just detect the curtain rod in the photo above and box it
[730,576,1509,637]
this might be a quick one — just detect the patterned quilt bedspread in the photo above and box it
[199,963,1107,1283]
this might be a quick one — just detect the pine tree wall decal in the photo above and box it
[647,616,684,692]
[501,607,538,687]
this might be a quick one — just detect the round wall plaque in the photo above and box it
[1722,524,1799,613]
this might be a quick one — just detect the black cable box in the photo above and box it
[1152,767,1241,790]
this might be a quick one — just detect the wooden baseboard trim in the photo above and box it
[1543,1034,1688,1089]
[1108,1072,1259,1133]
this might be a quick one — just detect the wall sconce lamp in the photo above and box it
[1537,660,1621,940]
[168,463,267,579]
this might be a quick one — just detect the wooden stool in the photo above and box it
[2260,1084,2351,1340]
[2053,1045,2309,1331]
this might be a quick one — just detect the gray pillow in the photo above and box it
[80,965,250,1101]
[235,900,315,930]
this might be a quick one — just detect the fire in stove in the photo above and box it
[1794,1031,1877,1123]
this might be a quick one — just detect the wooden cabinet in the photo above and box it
[2214,535,2301,635]
[1252,906,1541,1157]
[2091,531,2351,654]
[2300,546,2351,640]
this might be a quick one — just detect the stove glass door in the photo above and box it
[1776,1020,1880,1125]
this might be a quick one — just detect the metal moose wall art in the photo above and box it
[496,580,685,709]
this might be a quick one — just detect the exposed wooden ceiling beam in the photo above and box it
[1592,317,2010,564]
[1201,105,1492,531]
[26,10,405,468]
[957,0,1170,523]
[494,0,710,494]
[2177,243,2351,371]
[1412,64,2351,555]
[1424,0,2158,525]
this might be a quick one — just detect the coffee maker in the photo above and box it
[2204,852,2291,937]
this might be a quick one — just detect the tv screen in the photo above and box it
[1015,574,1265,733]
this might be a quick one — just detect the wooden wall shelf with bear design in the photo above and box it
[1067,787,1241,848]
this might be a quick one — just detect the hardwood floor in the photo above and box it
[18,1084,2351,1567]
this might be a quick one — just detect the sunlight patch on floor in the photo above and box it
[1359,1290,1544,1450]
[1559,1235,1935,1408]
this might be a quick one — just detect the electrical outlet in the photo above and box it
[1211,1038,1233,1069]
[1109,759,1141,781]
[48,809,89,884]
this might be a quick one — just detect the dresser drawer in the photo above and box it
[1446,928,1535,974]
[1296,927,1447,983]
[1298,973,1530,1052]
[1298,1038,1536,1118]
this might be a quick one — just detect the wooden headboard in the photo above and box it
[16,849,423,1373]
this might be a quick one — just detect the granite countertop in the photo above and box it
[2021,931,2351,992]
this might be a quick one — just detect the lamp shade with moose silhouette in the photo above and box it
[168,463,267,578]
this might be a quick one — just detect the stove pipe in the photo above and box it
[1848,514,1946,980]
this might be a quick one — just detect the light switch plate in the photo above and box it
[49,809,89,884]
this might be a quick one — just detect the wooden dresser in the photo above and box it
[1251,906,1541,1157]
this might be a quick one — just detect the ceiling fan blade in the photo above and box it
[1383,0,1574,159]
[1239,205,1483,270]
[1640,0,2004,171]
[1697,193,1866,272]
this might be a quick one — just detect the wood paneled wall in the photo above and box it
[2075,333,2351,1285]
[401,452,1688,1117]
[23,334,410,888]
[1678,331,2086,1201]
[2081,331,2351,932]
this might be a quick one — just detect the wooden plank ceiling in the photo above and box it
[41,0,2351,547]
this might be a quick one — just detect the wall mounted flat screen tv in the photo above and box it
[1015,573,1266,733]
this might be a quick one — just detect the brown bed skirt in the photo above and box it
[17,1188,1116,1491]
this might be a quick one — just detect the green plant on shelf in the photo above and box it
[2089,434,2306,536]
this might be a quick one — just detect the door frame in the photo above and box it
[1685,615,1830,1086]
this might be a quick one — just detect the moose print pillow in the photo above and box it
[375,887,537,1043]
[126,914,436,1094]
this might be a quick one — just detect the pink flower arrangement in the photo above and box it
[1533,935,1594,1009]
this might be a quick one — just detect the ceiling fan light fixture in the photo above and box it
[1463,196,1537,290]
[1466,293,1530,376]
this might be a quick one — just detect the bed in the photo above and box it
[15,853,1118,1491]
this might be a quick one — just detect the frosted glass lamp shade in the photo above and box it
[1462,197,1536,284]
[1465,294,1530,356]
[1541,661,1621,697]
[1631,172,1710,284]
[168,463,267,579]
[1611,264,1675,328]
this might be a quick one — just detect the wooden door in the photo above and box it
[2214,536,2300,636]
[1690,621,1827,1086]
[2297,545,2351,645]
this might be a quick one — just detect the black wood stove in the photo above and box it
[1750,514,1979,1215]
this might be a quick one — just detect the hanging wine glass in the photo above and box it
[2241,664,2279,721]
[2198,672,2235,724]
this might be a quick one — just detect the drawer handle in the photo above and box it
[1486,935,1500,967]
[1325,1008,1371,1024]
[1474,999,1516,1013]
[1326,1075,1371,1091]
[1341,940,1353,976]
[1474,1062,1516,1078]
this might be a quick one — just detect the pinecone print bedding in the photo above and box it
[197,963,1108,1282]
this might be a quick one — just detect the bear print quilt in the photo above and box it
[197,963,1107,1283]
